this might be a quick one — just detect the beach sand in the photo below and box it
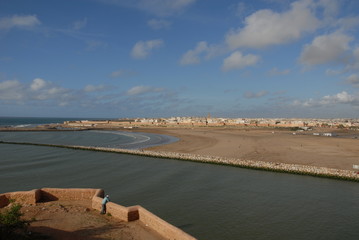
[133,127,359,171]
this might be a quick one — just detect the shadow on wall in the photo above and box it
[38,191,59,202]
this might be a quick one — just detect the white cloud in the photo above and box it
[180,41,226,65]
[350,47,359,70]
[179,41,208,65]
[234,2,247,18]
[225,0,319,49]
[0,79,185,116]
[0,15,41,30]
[84,84,107,92]
[85,40,107,51]
[222,51,260,72]
[73,18,87,30]
[347,74,359,88]
[147,19,171,30]
[98,0,196,17]
[325,68,342,76]
[30,78,47,91]
[268,67,290,76]
[317,0,339,19]
[322,91,357,104]
[293,91,359,107]
[300,32,353,65]
[244,90,269,99]
[126,86,164,96]
[141,0,196,16]
[354,47,359,60]
[334,16,359,32]
[0,78,72,104]
[131,39,163,59]
[0,80,23,100]
[110,69,136,78]
[0,80,21,90]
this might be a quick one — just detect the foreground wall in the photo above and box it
[0,188,197,240]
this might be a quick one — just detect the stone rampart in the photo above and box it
[0,188,197,240]
[40,188,98,201]
[91,190,139,222]
[0,189,41,207]
[137,206,195,240]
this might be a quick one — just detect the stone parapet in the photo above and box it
[40,188,98,201]
[0,189,41,207]
[0,188,197,240]
[137,206,195,240]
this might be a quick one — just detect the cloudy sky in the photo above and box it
[1,0,359,118]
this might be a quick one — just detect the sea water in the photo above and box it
[0,116,87,128]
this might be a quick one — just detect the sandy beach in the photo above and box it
[129,127,359,171]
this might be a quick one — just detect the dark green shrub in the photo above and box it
[0,202,29,239]
[0,203,24,227]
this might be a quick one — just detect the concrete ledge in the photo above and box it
[0,188,197,240]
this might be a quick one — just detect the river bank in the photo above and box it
[132,127,359,171]
[1,124,359,179]
[1,140,358,182]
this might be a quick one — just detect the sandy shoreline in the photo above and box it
[1,125,359,180]
[128,127,359,171]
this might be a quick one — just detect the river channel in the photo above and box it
[0,131,358,239]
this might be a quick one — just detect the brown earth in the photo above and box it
[130,127,359,171]
[9,200,166,240]
[2,124,358,170]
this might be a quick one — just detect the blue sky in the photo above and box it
[1,0,359,118]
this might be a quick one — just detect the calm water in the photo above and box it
[0,130,178,149]
[0,122,358,239]
[0,116,91,127]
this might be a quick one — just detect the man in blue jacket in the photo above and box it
[101,195,110,214]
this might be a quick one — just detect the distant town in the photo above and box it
[64,116,359,129]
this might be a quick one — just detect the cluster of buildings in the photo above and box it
[64,117,359,129]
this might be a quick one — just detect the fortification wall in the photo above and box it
[40,188,99,201]
[0,188,197,240]
[0,189,41,207]
[91,190,139,222]
[137,206,196,240]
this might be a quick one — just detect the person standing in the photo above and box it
[101,194,110,214]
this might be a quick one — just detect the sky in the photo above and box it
[1,0,359,119]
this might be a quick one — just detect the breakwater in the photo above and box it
[1,141,358,182]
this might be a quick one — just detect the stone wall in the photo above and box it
[0,189,41,207]
[137,206,196,240]
[41,188,99,201]
[91,190,139,222]
[0,188,197,240]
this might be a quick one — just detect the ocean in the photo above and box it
[1,117,358,240]
[0,116,86,128]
